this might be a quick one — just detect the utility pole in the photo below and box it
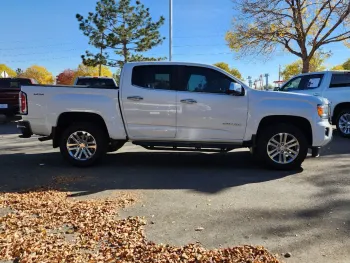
[169,0,173,61]
[247,76,252,88]
[264,73,269,90]
[278,65,281,82]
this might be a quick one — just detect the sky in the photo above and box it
[0,0,349,84]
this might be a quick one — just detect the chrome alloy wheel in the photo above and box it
[338,113,350,135]
[66,131,97,161]
[267,133,300,164]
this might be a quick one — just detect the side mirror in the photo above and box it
[227,82,244,96]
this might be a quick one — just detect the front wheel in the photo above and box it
[256,124,308,170]
[336,109,350,138]
[60,123,108,167]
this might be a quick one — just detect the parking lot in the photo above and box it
[1,120,350,263]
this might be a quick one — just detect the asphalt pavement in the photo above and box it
[1,120,349,263]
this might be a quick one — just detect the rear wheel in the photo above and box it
[60,123,108,167]
[256,124,308,170]
[336,109,350,138]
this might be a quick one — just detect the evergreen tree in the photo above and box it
[76,0,165,69]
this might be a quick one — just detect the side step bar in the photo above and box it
[38,135,52,142]
[133,141,242,153]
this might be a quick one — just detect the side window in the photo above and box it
[299,74,324,90]
[280,74,324,91]
[280,77,302,91]
[330,74,350,88]
[132,66,174,90]
[181,66,232,94]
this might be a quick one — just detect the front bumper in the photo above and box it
[17,120,33,138]
[312,119,332,147]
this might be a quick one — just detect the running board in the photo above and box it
[38,135,52,142]
[132,141,242,153]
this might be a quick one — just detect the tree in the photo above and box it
[74,64,113,79]
[343,58,350,69]
[113,68,121,86]
[213,62,243,80]
[226,0,350,73]
[0,64,16,77]
[21,66,54,84]
[57,69,75,85]
[331,65,345,70]
[281,52,330,80]
[329,58,350,70]
[76,0,165,72]
[16,68,24,77]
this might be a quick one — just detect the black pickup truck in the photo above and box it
[0,78,37,117]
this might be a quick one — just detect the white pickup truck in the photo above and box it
[17,62,332,170]
[278,71,350,137]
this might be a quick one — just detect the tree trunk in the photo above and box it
[302,58,310,73]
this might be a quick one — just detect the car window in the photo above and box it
[279,77,302,91]
[280,74,324,91]
[76,78,116,88]
[330,73,350,88]
[0,79,10,88]
[132,66,174,90]
[0,78,35,89]
[299,74,324,89]
[180,66,232,94]
[18,79,33,85]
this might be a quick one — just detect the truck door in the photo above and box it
[175,65,248,142]
[120,65,177,139]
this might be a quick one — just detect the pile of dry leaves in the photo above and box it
[0,188,281,263]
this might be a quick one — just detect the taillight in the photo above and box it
[19,91,28,115]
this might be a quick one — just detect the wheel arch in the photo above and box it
[332,102,350,124]
[256,115,313,146]
[53,112,109,148]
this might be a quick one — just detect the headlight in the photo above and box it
[317,104,329,119]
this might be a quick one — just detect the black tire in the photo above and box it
[107,141,125,152]
[60,122,108,167]
[256,124,308,170]
[335,108,350,138]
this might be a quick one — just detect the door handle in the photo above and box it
[313,93,320,96]
[127,96,143,101]
[180,99,197,104]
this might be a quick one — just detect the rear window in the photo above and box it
[330,74,350,88]
[0,79,10,88]
[76,78,117,89]
[0,78,32,89]
[132,65,175,90]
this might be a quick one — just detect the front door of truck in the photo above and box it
[175,66,248,142]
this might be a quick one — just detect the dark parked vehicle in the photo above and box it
[0,78,37,117]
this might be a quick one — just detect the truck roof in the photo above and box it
[125,61,218,68]
[293,70,350,77]
[75,76,114,79]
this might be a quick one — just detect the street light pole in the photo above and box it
[169,0,173,61]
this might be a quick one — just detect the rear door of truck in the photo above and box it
[120,64,177,139]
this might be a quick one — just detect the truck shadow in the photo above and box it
[0,150,300,195]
